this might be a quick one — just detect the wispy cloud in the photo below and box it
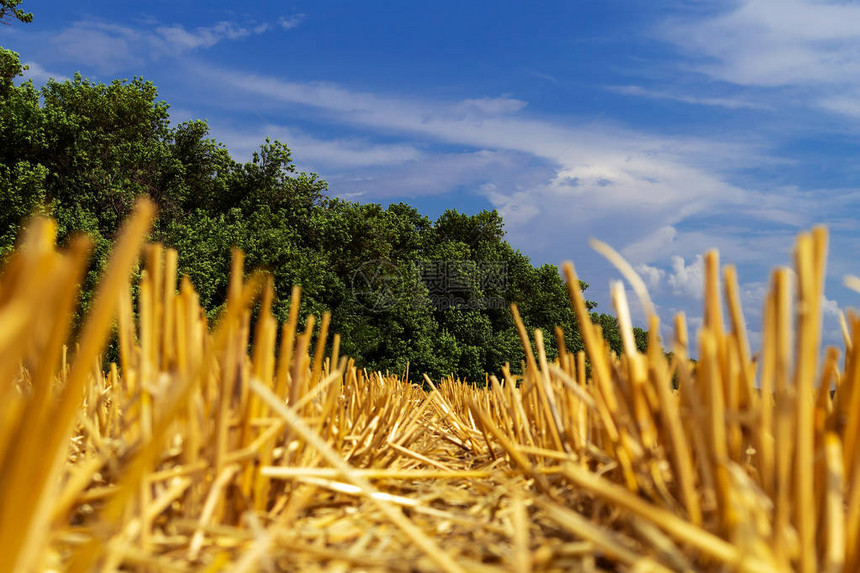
[661,0,860,88]
[211,123,548,199]
[50,21,144,72]
[609,85,771,110]
[194,64,790,269]
[526,70,560,84]
[659,0,860,122]
[326,150,533,199]
[10,3,858,346]
[452,96,527,117]
[48,16,303,72]
[215,126,423,168]
[205,65,768,167]
[163,57,860,341]
[154,22,260,50]
[622,225,679,263]
[818,94,860,119]
[276,15,304,31]
[21,61,69,83]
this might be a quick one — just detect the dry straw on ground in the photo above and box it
[1,199,858,572]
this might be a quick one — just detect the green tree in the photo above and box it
[0,49,45,256]
[0,47,642,383]
[0,0,32,24]
[590,312,649,356]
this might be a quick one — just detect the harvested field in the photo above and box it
[1,199,858,572]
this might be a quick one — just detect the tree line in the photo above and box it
[0,31,646,384]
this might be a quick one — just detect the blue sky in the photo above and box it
[5,0,860,352]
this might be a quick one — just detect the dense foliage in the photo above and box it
[0,46,647,383]
[0,0,31,24]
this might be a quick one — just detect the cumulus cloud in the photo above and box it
[667,255,706,299]
[823,295,841,318]
[635,263,665,292]
[636,255,706,299]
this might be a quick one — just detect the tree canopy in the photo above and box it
[0,47,647,384]
[0,0,31,24]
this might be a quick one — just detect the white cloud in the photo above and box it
[477,181,542,227]
[526,70,560,84]
[19,7,859,359]
[637,255,706,299]
[48,17,303,72]
[662,0,860,87]
[185,63,860,352]
[609,85,770,110]
[208,124,541,199]
[455,96,528,116]
[818,94,860,118]
[667,255,706,299]
[635,263,666,292]
[294,138,421,168]
[194,64,830,293]
[21,61,69,83]
[155,22,256,50]
[168,56,860,347]
[277,15,305,30]
[50,21,144,72]
[215,126,423,168]
[206,66,766,216]
[686,315,705,339]
[328,149,528,199]
[823,295,841,318]
[660,0,860,122]
[623,225,679,263]
[742,281,768,312]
